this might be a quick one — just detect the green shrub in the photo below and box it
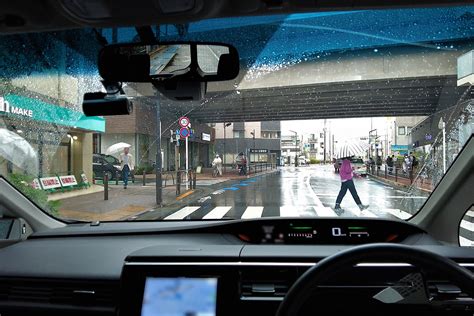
[134,164,155,175]
[309,158,320,164]
[7,173,60,216]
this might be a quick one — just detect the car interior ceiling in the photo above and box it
[0,1,473,316]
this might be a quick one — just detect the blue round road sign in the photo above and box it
[179,127,190,138]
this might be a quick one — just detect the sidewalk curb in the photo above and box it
[368,174,432,193]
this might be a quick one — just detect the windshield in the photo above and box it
[0,6,473,227]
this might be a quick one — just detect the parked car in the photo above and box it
[336,157,367,176]
[92,154,122,180]
[298,156,309,166]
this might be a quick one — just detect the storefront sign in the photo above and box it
[39,177,62,189]
[0,96,33,118]
[81,173,89,184]
[31,178,41,190]
[250,149,269,153]
[202,133,211,141]
[1,94,105,132]
[59,175,78,187]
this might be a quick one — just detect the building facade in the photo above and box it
[386,116,427,156]
[213,121,281,166]
[96,97,215,171]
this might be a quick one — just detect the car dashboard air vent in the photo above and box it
[0,278,118,312]
[240,267,300,300]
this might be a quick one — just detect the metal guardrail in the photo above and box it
[367,164,416,184]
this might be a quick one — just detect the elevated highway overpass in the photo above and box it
[123,7,474,122]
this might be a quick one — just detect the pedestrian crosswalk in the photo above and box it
[164,205,409,220]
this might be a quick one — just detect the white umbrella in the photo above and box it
[336,141,369,159]
[0,128,38,175]
[105,142,131,155]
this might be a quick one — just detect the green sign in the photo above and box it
[1,94,105,132]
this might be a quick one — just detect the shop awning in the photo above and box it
[2,94,105,132]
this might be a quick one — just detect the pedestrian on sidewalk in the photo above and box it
[212,154,223,176]
[334,157,369,211]
[119,147,134,189]
[403,154,411,175]
[386,155,393,174]
[333,158,340,173]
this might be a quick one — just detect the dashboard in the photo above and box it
[0,218,473,316]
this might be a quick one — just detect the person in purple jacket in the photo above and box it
[334,158,369,211]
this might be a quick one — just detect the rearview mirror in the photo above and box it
[98,42,239,83]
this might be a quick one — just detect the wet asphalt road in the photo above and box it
[144,165,430,221]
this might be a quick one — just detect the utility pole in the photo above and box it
[250,129,256,164]
[290,130,298,166]
[155,93,162,205]
[323,119,327,163]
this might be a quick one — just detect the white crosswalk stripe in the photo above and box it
[164,206,200,220]
[313,206,337,217]
[280,205,302,217]
[384,208,412,220]
[241,206,264,219]
[203,206,232,219]
[466,210,474,218]
[460,220,474,232]
[459,236,474,247]
[358,209,378,218]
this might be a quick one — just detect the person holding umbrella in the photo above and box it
[334,156,369,211]
[119,146,134,189]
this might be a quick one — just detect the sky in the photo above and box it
[281,117,389,142]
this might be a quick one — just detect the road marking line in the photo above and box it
[223,187,239,191]
[358,209,378,218]
[305,175,324,207]
[241,206,264,219]
[384,208,412,220]
[176,190,195,200]
[164,206,200,220]
[459,236,474,247]
[461,220,474,232]
[212,189,225,195]
[313,206,337,217]
[203,206,232,219]
[280,205,302,217]
[467,210,474,217]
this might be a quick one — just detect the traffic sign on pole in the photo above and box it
[179,127,190,138]
[179,116,190,128]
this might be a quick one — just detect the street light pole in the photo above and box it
[438,118,446,174]
[223,122,231,173]
[290,130,298,166]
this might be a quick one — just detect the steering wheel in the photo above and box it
[276,243,474,316]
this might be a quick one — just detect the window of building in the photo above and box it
[320,133,324,138]
[233,131,244,138]
[407,126,413,134]
[398,126,406,135]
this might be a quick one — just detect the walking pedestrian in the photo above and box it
[333,158,340,173]
[334,158,369,211]
[119,147,134,189]
[212,154,222,176]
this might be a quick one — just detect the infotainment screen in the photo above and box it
[141,277,218,316]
